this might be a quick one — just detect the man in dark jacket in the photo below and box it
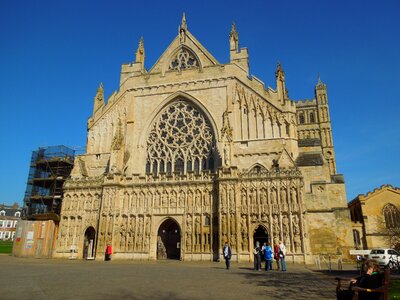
[223,241,232,270]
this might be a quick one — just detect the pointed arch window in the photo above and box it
[299,113,305,124]
[146,99,216,176]
[169,47,200,71]
[383,203,400,229]
[309,112,315,123]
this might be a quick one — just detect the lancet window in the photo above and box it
[146,99,216,175]
[169,47,200,71]
[383,203,400,229]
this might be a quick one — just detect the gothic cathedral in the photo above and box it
[55,16,353,263]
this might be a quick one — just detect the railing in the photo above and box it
[315,255,343,271]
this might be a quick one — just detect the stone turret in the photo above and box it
[315,77,336,174]
[275,62,288,106]
[229,22,249,75]
[93,83,105,116]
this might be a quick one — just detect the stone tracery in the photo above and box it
[169,47,200,71]
[146,100,216,175]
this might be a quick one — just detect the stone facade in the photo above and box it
[54,17,353,262]
[349,185,400,250]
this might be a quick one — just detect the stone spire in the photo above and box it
[135,36,145,65]
[275,61,285,81]
[179,13,187,44]
[93,82,105,115]
[181,12,187,31]
[316,75,326,90]
[111,118,123,151]
[275,62,287,104]
[229,22,239,52]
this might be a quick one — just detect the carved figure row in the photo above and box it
[185,213,212,253]
[58,216,83,250]
[87,105,127,154]
[220,184,302,215]
[219,212,303,254]
[63,193,101,213]
[102,187,213,211]
[298,129,320,140]
[98,214,151,253]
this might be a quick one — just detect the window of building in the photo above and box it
[299,113,305,124]
[15,211,20,217]
[4,232,10,239]
[0,232,3,239]
[0,210,5,216]
[6,221,11,228]
[169,47,200,71]
[0,220,3,228]
[353,229,361,248]
[383,203,400,229]
[146,100,216,176]
[14,221,18,228]
[309,112,315,123]
[12,232,15,240]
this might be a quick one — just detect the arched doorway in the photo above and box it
[253,225,269,249]
[83,227,96,260]
[157,219,181,260]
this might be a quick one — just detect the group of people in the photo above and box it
[222,240,287,271]
[253,241,287,271]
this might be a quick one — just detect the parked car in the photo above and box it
[368,248,400,269]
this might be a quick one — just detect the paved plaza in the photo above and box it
[0,254,344,300]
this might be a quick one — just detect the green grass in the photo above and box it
[0,241,13,253]
[390,279,400,300]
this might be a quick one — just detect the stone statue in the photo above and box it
[186,214,192,232]
[195,217,201,244]
[293,215,300,235]
[230,214,235,234]
[291,189,298,211]
[187,192,193,209]
[224,145,230,166]
[281,188,287,211]
[271,190,278,212]
[241,191,247,207]
[221,214,227,234]
[282,215,289,235]
[273,215,279,236]
[186,232,192,250]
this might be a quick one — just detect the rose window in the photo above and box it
[146,100,215,175]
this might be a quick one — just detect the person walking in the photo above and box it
[263,243,273,271]
[223,241,232,270]
[105,244,112,261]
[274,242,280,270]
[279,241,287,271]
[253,241,262,271]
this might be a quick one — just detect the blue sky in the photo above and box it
[0,0,399,206]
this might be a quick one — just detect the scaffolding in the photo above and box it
[22,146,75,221]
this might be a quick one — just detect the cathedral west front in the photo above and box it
[54,16,353,263]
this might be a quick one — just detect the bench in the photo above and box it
[335,268,390,300]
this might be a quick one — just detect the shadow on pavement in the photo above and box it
[236,269,337,299]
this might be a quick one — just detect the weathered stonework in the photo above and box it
[54,17,353,263]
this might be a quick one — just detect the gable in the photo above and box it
[362,187,400,214]
[277,148,296,168]
[149,30,219,75]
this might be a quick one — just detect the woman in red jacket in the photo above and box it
[273,242,280,270]
[105,244,112,261]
